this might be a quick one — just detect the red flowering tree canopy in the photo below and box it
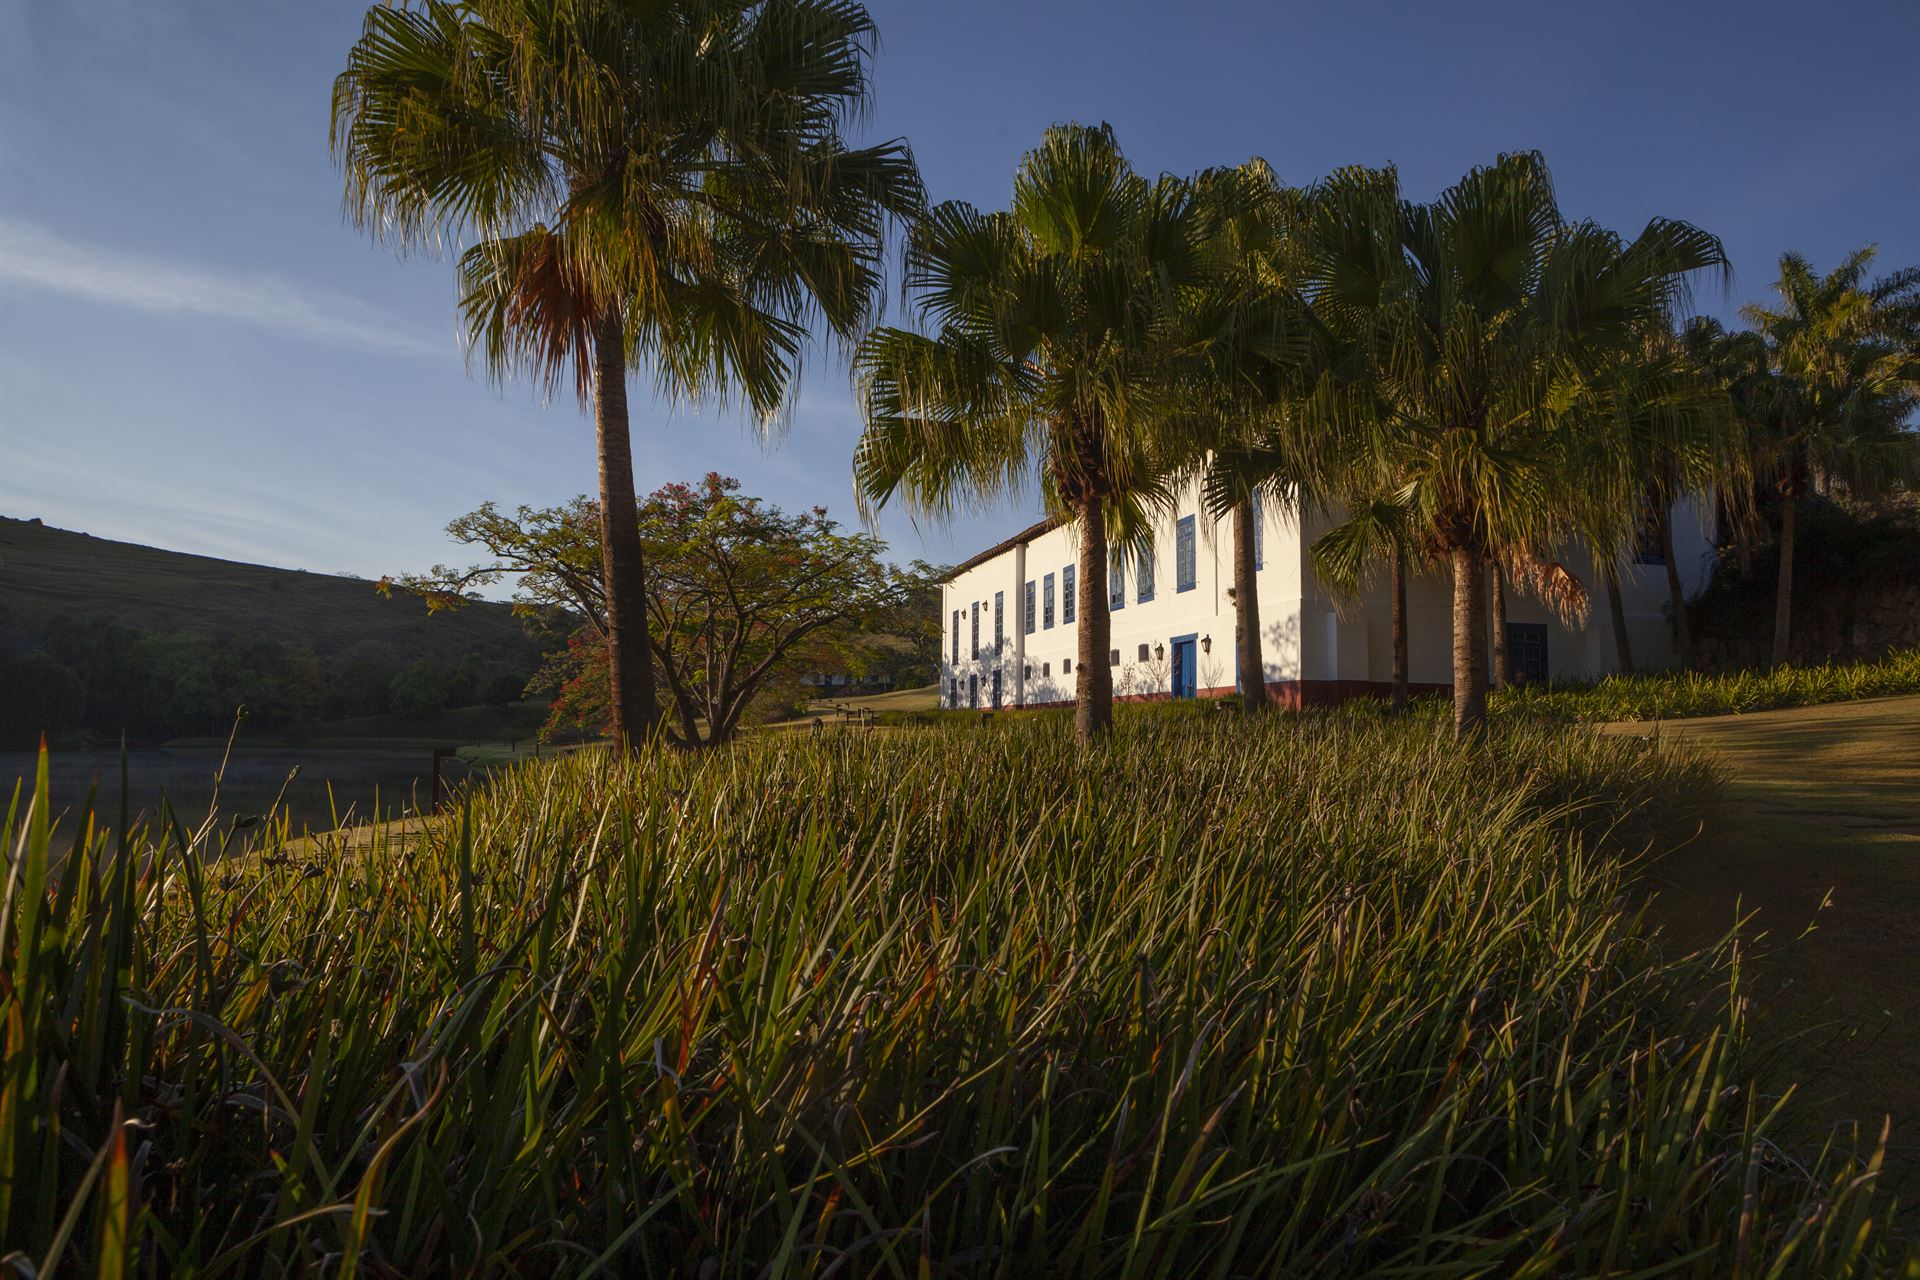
[388,475,929,743]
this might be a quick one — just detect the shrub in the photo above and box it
[6,716,1909,1275]
[1496,645,1920,723]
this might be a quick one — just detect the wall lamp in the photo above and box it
[1154,643,1166,662]
[1201,635,1212,654]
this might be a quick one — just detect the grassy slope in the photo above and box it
[1611,695,1920,1192]
[806,683,939,713]
[0,515,540,670]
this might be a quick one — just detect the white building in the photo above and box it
[938,478,1713,709]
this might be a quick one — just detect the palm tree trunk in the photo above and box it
[1658,502,1693,669]
[1074,499,1114,742]
[593,311,659,751]
[1772,489,1797,667]
[1390,542,1408,713]
[1604,560,1633,675]
[1489,561,1509,691]
[1231,498,1263,713]
[1450,544,1488,737]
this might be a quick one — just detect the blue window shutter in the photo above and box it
[971,602,980,658]
[1062,565,1076,623]
[1109,548,1125,610]
[994,591,1004,648]
[1024,580,1036,635]
[1176,516,1196,592]
[1043,573,1055,628]
[1137,546,1155,602]
[951,609,960,662]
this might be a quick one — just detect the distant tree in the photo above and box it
[389,661,451,722]
[484,672,526,708]
[333,0,921,751]
[393,476,919,745]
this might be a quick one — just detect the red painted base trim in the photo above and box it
[1008,679,1450,712]
[1260,678,1451,708]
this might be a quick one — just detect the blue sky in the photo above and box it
[3,0,1916,579]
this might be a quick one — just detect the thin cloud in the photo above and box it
[0,218,445,358]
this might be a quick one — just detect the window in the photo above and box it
[994,591,1004,651]
[1632,513,1666,565]
[1063,658,1071,673]
[1109,649,1120,666]
[1137,546,1155,603]
[1138,643,1150,661]
[1252,489,1265,570]
[992,668,1003,708]
[968,673,978,708]
[970,601,981,658]
[1176,515,1197,592]
[1024,580,1037,635]
[951,609,960,663]
[1109,548,1125,610]
[1043,572,1056,629]
[1507,623,1549,685]
[1042,661,1050,677]
[1062,565,1076,623]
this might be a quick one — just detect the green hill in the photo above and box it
[0,515,539,667]
[0,516,546,743]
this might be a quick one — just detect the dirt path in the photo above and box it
[1607,696,1920,1194]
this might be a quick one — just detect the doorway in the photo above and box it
[1170,633,1198,699]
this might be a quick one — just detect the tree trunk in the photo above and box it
[1450,543,1488,737]
[1231,498,1263,713]
[1390,541,1408,714]
[593,311,659,751]
[1489,561,1509,692]
[1074,499,1114,742]
[1604,560,1633,675]
[1658,501,1693,669]
[1772,489,1797,668]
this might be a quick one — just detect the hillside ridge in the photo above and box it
[0,514,540,669]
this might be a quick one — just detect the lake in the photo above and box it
[3,745,483,835]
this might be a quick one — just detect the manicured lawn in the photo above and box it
[1609,694,1920,1195]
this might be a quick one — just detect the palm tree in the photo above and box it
[1740,249,1920,665]
[854,124,1203,742]
[1186,161,1324,714]
[1592,324,1752,671]
[332,0,921,750]
[1310,484,1418,710]
[1299,155,1725,735]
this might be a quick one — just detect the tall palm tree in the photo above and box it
[1740,249,1920,665]
[1300,155,1725,735]
[1186,161,1324,714]
[332,0,921,750]
[854,124,1203,742]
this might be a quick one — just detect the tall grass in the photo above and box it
[4,714,1912,1276]
[1496,646,1920,723]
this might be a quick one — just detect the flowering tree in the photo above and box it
[389,475,924,744]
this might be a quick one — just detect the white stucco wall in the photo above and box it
[940,483,1716,708]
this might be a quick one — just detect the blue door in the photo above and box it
[1170,634,1197,699]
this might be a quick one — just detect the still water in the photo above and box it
[2,745,481,835]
